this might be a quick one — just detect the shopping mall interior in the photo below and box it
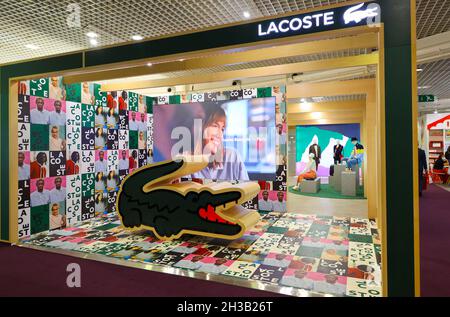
[0,0,449,298]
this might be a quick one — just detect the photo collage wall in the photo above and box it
[17,77,154,239]
[17,79,287,239]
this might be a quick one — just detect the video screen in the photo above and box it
[153,97,277,181]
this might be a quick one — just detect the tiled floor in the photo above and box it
[287,176,368,218]
[22,212,382,297]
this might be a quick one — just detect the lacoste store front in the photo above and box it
[0,0,420,297]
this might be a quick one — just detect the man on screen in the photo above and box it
[191,106,249,180]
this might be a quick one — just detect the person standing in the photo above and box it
[333,140,344,164]
[418,147,427,196]
[445,146,450,162]
[308,136,321,171]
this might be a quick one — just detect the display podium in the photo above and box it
[341,171,357,196]
[300,178,321,193]
[332,164,346,191]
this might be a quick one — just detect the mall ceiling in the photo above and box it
[1,0,449,101]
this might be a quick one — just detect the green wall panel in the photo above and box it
[381,0,416,297]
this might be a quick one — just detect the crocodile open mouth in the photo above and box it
[198,204,236,225]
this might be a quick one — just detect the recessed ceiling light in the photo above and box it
[178,58,185,62]
[147,62,153,67]
[25,44,39,50]
[89,38,98,46]
[243,11,251,18]
[417,68,423,72]
[131,35,143,41]
[86,32,98,38]
[418,86,431,89]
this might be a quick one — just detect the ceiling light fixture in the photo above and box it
[434,109,438,114]
[417,68,423,72]
[25,44,39,50]
[178,58,185,62]
[131,35,143,41]
[418,86,431,89]
[89,38,98,46]
[86,32,98,38]
[147,62,153,67]
[243,11,251,18]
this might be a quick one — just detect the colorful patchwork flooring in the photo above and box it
[22,212,382,297]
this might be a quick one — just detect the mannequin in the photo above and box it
[308,136,321,171]
[293,153,317,190]
[333,140,344,164]
[342,137,364,171]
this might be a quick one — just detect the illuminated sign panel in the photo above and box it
[257,2,380,38]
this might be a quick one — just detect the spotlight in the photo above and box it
[86,32,98,38]
[25,44,39,50]
[131,35,144,41]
